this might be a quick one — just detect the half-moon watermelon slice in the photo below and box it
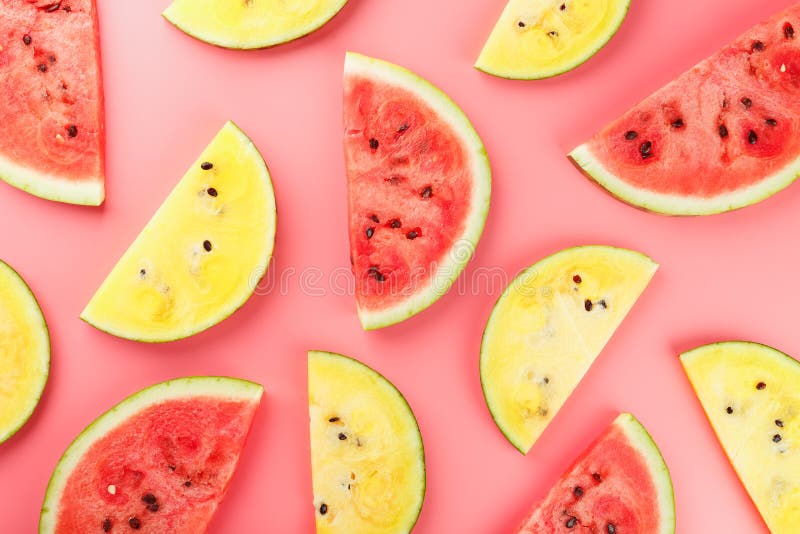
[0,0,104,205]
[515,413,675,534]
[40,377,263,534]
[344,52,492,330]
[570,3,800,215]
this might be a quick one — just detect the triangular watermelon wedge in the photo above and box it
[0,0,105,205]
[570,3,800,215]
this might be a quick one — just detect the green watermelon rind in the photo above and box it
[38,376,264,534]
[0,259,50,445]
[569,130,800,216]
[479,245,658,455]
[162,0,349,50]
[0,151,104,206]
[308,350,427,532]
[345,52,492,331]
[614,413,676,534]
[475,0,632,80]
[79,121,277,343]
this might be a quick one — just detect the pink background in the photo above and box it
[1,0,796,531]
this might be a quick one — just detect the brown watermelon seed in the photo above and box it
[139,269,146,278]
[200,162,213,170]
[607,524,617,534]
[142,494,156,505]
[421,186,433,198]
[543,377,550,384]
[128,517,141,530]
[319,503,328,515]
[48,55,56,63]
[366,227,374,239]
[593,473,602,482]
[773,434,783,443]
[203,240,213,252]
[328,417,340,423]
[560,3,566,10]
[38,63,48,72]
[741,97,752,109]
[584,300,593,311]
[786,23,795,39]
[390,219,401,229]
[598,300,608,309]
[23,34,32,45]
[624,130,638,140]
[766,118,777,126]
[338,433,347,441]
[207,187,218,197]
[726,406,734,414]
[369,138,379,150]
[67,125,78,137]
[406,229,420,240]
[573,274,582,284]
[757,381,766,390]
[102,518,112,532]
[548,30,559,37]
[518,21,525,28]
[671,118,685,128]
[752,40,765,51]
[719,124,729,139]
[776,419,784,428]
[398,124,409,133]
[573,486,584,498]
[566,517,578,528]
[370,214,380,223]
[748,130,758,144]
[639,141,653,159]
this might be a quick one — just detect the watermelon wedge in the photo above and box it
[681,342,800,533]
[0,259,49,444]
[480,245,657,454]
[39,377,262,534]
[308,351,425,533]
[515,413,674,533]
[570,3,800,215]
[344,52,492,330]
[0,0,105,205]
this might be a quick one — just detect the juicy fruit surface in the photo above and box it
[81,122,276,342]
[681,342,800,533]
[163,0,349,49]
[516,414,675,533]
[481,246,657,453]
[573,4,800,215]
[308,351,425,533]
[41,377,262,534]
[0,0,104,205]
[344,53,491,329]
[476,0,631,79]
[0,260,49,444]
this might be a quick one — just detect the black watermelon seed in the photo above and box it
[200,162,213,170]
[366,227,374,239]
[102,518,112,532]
[139,269,146,278]
[640,141,653,159]
[398,124,409,133]
[48,54,56,63]
[573,486,584,498]
[566,517,578,528]
[203,240,212,252]
[726,406,734,414]
[719,124,729,139]
[573,274,582,284]
[369,266,385,282]
[338,433,347,440]
[320,503,328,515]
[518,21,526,28]
[584,300,593,311]
[142,494,157,505]
[773,434,783,443]
[752,40,765,51]
[23,34,32,45]
[593,473,602,482]
[624,130,638,141]
[38,63,48,72]
[369,138,379,150]
[741,97,752,109]
[207,187,218,197]
[406,230,419,240]
[607,524,617,534]
[370,214,380,223]
[776,419,784,428]
[184,481,192,487]
[421,186,433,198]
[786,23,795,39]
[766,118,778,126]
[748,130,758,144]
[757,381,767,390]
[146,504,159,513]
[44,2,61,12]
[168,465,176,471]
[598,300,608,309]
[390,219,401,229]
[64,124,77,137]
[328,417,340,422]
[671,118,685,128]
[548,30,559,37]
[128,517,141,530]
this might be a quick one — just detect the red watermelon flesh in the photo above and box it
[0,0,104,205]
[516,414,675,534]
[45,381,261,533]
[570,3,800,215]
[344,53,491,330]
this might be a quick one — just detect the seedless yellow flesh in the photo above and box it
[476,0,631,80]
[81,122,276,342]
[480,246,657,453]
[0,260,49,443]
[308,351,425,533]
[163,0,349,49]
[681,342,800,533]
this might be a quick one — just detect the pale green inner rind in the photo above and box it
[615,413,676,534]
[0,260,50,444]
[0,150,103,206]
[39,377,263,534]
[570,143,800,216]
[345,52,492,331]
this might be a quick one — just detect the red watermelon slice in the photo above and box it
[39,377,262,533]
[0,0,105,205]
[570,3,800,215]
[516,414,675,534]
[344,52,492,330]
